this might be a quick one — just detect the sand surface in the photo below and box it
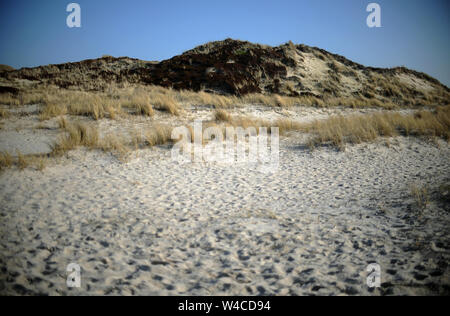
[0,123,449,295]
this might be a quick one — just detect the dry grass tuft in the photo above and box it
[58,116,68,129]
[177,90,236,108]
[40,102,67,121]
[33,155,47,171]
[0,151,13,170]
[215,109,232,122]
[122,92,154,117]
[99,134,130,161]
[66,94,108,120]
[410,184,429,212]
[16,151,28,170]
[49,117,174,160]
[273,118,302,135]
[0,151,48,171]
[217,106,449,150]
[51,122,99,156]
[144,125,173,147]
[0,91,46,106]
[151,93,180,115]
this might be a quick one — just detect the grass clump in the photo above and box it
[151,93,180,115]
[99,134,130,161]
[40,102,67,121]
[122,93,154,117]
[0,151,48,172]
[215,109,232,122]
[51,122,99,156]
[410,184,429,212]
[0,151,13,170]
[144,125,173,147]
[16,151,28,170]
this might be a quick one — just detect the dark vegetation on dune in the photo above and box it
[141,40,289,95]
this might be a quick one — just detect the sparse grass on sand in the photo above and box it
[0,151,13,170]
[49,120,174,161]
[40,101,68,121]
[410,184,429,212]
[143,125,173,147]
[33,86,183,120]
[2,106,449,170]
[214,106,450,150]
[3,82,440,123]
[1,81,449,171]
[51,122,100,156]
[304,106,450,150]
[16,150,28,170]
[0,150,47,172]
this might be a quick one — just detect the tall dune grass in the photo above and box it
[2,82,448,124]
[51,122,100,156]
[214,106,450,150]
[305,106,450,150]
[0,151,47,172]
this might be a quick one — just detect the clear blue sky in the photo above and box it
[0,0,449,86]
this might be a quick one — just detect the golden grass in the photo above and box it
[16,150,28,170]
[214,106,449,150]
[51,122,99,156]
[97,125,173,160]
[215,109,232,122]
[58,116,68,129]
[177,90,236,108]
[122,91,154,117]
[99,134,130,161]
[49,117,175,161]
[305,106,450,150]
[65,93,120,120]
[0,151,13,170]
[0,91,46,106]
[273,118,303,134]
[240,94,296,107]
[52,120,129,160]
[325,97,395,109]
[34,86,183,120]
[213,111,301,135]
[40,102,67,120]
[33,155,47,171]
[0,151,47,172]
[151,93,180,115]
[1,70,449,118]
[2,81,447,125]
[144,125,173,147]
[2,105,448,170]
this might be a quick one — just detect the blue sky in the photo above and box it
[0,0,449,86]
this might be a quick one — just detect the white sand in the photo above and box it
[0,105,449,296]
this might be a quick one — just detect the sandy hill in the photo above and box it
[1,39,449,106]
